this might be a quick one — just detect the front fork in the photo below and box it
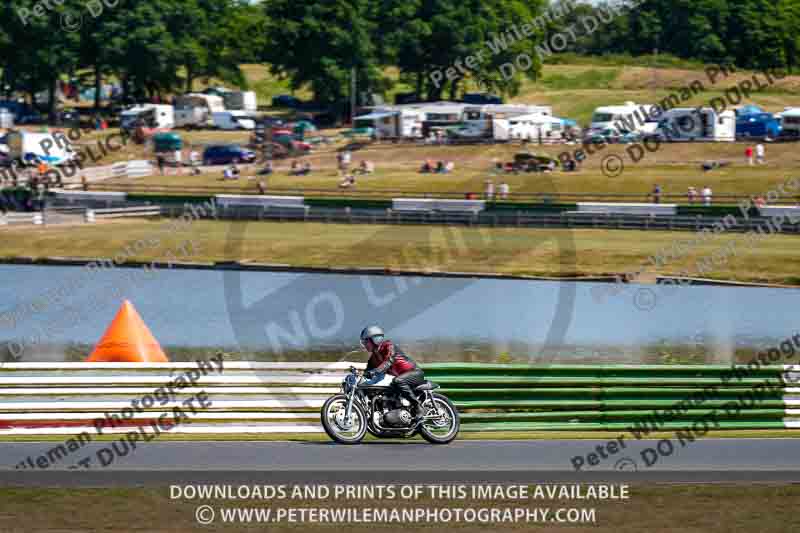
[343,388,357,427]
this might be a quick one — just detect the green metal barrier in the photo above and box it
[423,364,796,432]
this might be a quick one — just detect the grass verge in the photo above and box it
[2,219,800,285]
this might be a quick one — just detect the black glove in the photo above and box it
[363,370,374,380]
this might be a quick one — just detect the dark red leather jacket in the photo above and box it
[366,340,418,376]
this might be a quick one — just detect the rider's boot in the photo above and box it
[410,398,424,425]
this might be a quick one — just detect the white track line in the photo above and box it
[0,424,324,435]
[0,387,339,395]
[0,399,327,411]
[0,362,364,370]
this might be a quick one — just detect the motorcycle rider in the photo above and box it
[360,326,426,423]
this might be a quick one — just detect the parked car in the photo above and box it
[272,95,300,108]
[583,127,643,144]
[448,124,489,139]
[395,92,420,105]
[273,134,311,153]
[202,144,257,165]
[462,92,503,105]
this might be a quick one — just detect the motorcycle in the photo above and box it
[320,367,460,444]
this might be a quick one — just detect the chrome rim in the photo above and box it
[325,399,364,439]
[422,398,457,439]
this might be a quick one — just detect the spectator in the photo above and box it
[37,160,48,180]
[444,161,455,173]
[173,149,182,175]
[756,143,765,164]
[189,147,201,175]
[157,155,166,176]
[420,159,433,173]
[290,160,299,175]
[485,179,495,200]
[340,150,351,171]
[223,165,240,180]
[339,174,356,188]
[81,175,88,191]
[754,196,766,208]
[687,186,697,204]
[652,184,662,204]
[258,161,273,176]
[358,160,374,174]
[257,180,267,195]
[302,161,312,175]
[745,146,754,166]
[499,182,510,200]
[435,161,445,173]
[702,185,712,206]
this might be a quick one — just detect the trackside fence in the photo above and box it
[0,362,798,436]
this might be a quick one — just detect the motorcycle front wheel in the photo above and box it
[418,393,460,444]
[320,394,368,444]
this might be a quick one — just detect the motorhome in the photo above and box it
[174,93,225,128]
[778,107,800,138]
[590,101,657,134]
[353,108,424,138]
[223,91,258,113]
[5,130,77,165]
[492,113,565,141]
[412,102,468,136]
[655,107,735,142]
[462,104,552,138]
[119,104,174,131]
[212,111,256,130]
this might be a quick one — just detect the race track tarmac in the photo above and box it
[2,439,799,485]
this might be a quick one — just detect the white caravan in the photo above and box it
[462,104,552,137]
[778,107,800,138]
[174,93,225,128]
[492,113,565,141]
[5,131,77,165]
[212,110,256,130]
[119,104,174,131]
[223,91,258,113]
[354,108,424,138]
[655,107,735,142]
[590,101,657,134]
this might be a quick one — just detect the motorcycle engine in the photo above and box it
[382,408,412,427]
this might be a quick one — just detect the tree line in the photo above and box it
[1,0,798,119]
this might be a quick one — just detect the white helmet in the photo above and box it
[360,325,385,349]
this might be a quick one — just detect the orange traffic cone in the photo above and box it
[86,300,169,362]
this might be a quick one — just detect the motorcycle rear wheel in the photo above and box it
[418,393,460,444]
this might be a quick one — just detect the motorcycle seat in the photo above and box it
[415,381,439,391]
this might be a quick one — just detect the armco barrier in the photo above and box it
[577,203,678,216]
[0,362,798,436]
